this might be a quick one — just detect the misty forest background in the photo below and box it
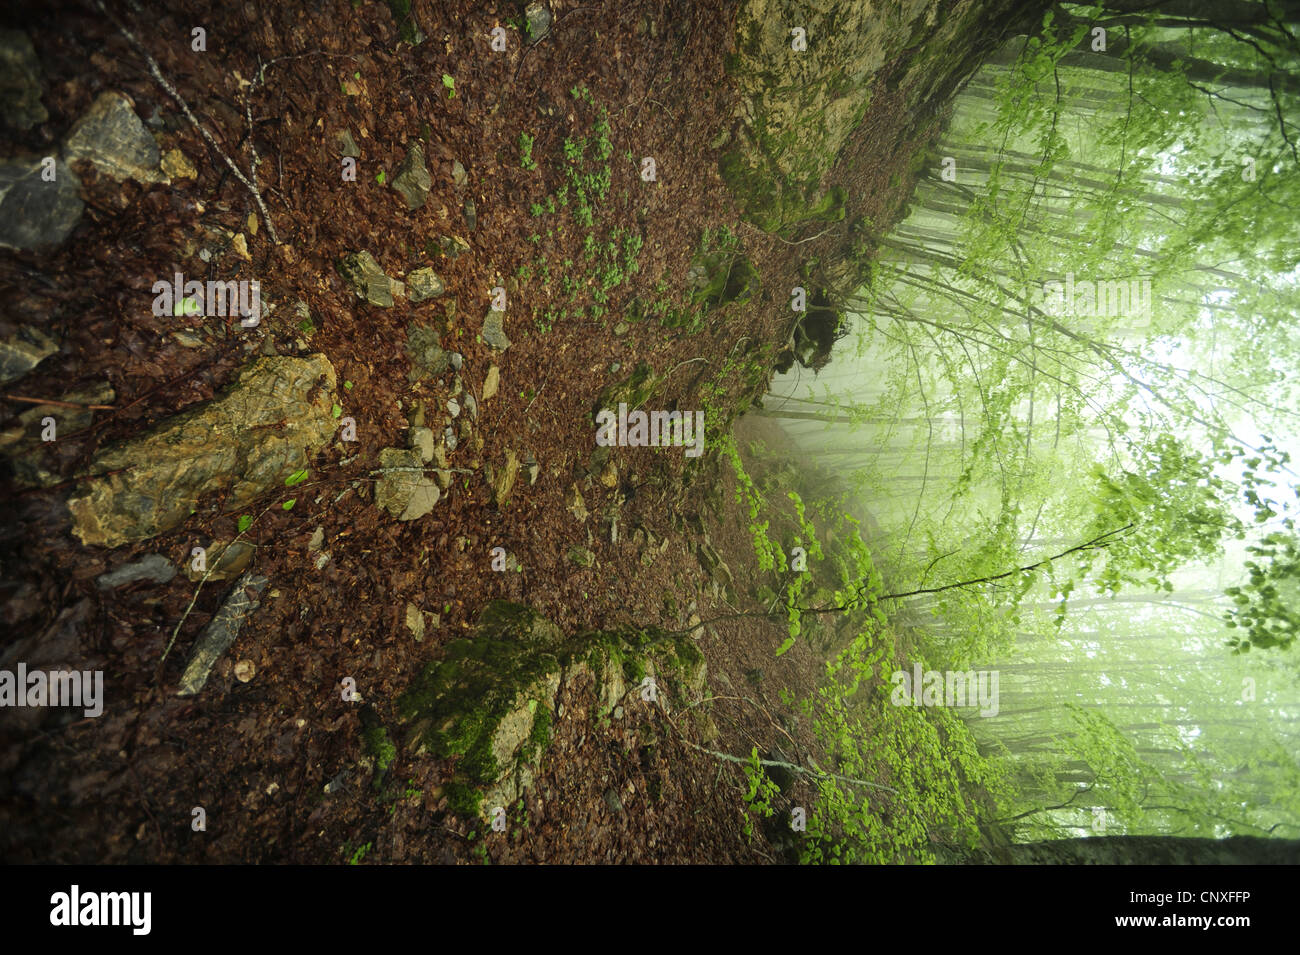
[735,0,1300,862]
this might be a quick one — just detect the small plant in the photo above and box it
[742,747,780,838]
[237,514,253,534]
[518,131,537,171]
[281,499,296,511]
[348,841,372,865]
[442,74,456,97]
[285,468,309,487]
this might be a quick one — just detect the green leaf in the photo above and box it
[237,515,253,534]
[442,73,455,96]
[172,295,201,317]
[332,404,343,419]
[285,469,309,487]
[281,499,296,510]
[344,380,354,390]
[376,169,387,185]
[774,636,796,656]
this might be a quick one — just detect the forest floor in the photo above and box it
[1,0,940,863]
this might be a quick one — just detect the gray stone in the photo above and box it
[567,546,595,568]
[613,321,629,336]
[0,30,47,130]
[525,2,553,42]
[408,425,436,462]
[67,355,338,548]
[0,157,83,251]
[603,788,623,813]
[176,572,268,696]
[433,234,471,261]
[463,393,478,422]
[63,91,164,183]
[463,197,476,231]
[443,425,457,453]
[451,159,467,188]
[447,398,460,418]
[0,324,58,384]
[391,141,431,210]
[405,322,450,381]
[482,309,510,351]
[492,450,520,508]
[336,127,361,158]
[405,602,425,641]
[406,267,445,303]
[374,448,440,521]
[308,526,325,552]
[449,351,463,371]
[95,554,176,590]
[338,251,396,307]
[183,540,255,583]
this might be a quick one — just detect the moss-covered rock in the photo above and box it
[396,602,710,820]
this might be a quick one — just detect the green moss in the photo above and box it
[446,781,482,817]
[364,725,397,774]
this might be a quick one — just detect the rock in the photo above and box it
[336,128,361,158]
[433,234,470,261]
[0,324,58,385]
[63,91,164,183]
[374,447,440,521]
[600,459,618,489]
[184,540,255,582]
[95,554,176,590]
[67,355,338,549]
[451,159,467,188]
[609,362,620,373]
[462,393,478,422]
[447,398,460,418]
[338,250,397,307]
[603,788,623,813]
[482,309,510,351]
[613,321,629,336]
[405,322,450,381]
[567,484,588,522]
[0,157,83,251]
[231,232,251,261]
[176,572,268,696]
[406,267,445,303]
[234,660,256,683]
[482,365,500,401]
[405,602,426,641]
[449,351,463,371]
[390,141,431,210]
[408,426,436,462]
[308,527,325,552]
[443,424,457,452]
[492,449,520,508]
[524,2,553,42]
[0,31,47,130]
[160,148,197,179]
[526,460,539,486]
[0,382,114,459]
[567,546,595,568]
[463,197,476,231]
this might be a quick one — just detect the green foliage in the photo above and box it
[441,73,455,97]
[741,747,779,838]
[518,131,537,171]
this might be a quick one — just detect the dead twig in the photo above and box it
[2,395,114,410]
[93,0,281,244]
